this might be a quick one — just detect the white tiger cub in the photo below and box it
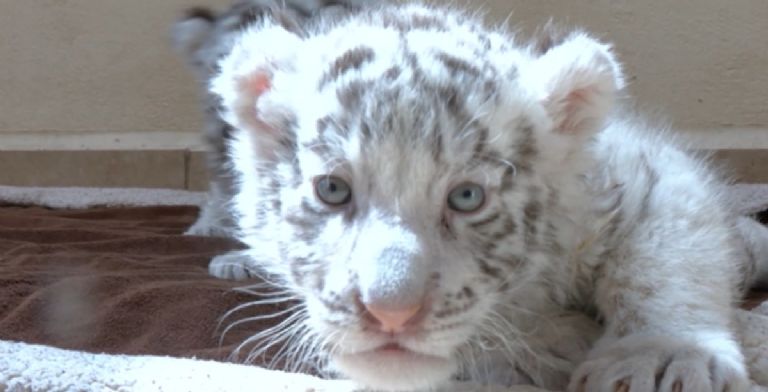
[204,1,767,391]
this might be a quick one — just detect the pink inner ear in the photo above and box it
[244,72,272,97]
[236,71,276,134]
[557,85,599,134]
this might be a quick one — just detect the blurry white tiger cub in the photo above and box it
[174,1,768,391]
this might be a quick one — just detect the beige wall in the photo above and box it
[0,0,226,136]
[0,0,766,144]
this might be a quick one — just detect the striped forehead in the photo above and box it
[301,79,495,164]
[289,5,535,184]
[302,4,514,99]
[298,31,510,143]
[296,64,516,177]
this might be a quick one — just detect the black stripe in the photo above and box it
[319,46,376,89]
[469,213,500,229]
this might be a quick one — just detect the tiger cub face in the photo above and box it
[212,3,622,390]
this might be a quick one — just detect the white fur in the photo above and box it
[207,3,766,392]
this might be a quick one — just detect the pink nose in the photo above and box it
[364,303,422,333]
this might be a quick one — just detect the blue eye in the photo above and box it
[314,176,352,206]
[447,183,485,212]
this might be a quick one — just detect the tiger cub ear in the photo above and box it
[523,32,625,136]
[210,25,303,158]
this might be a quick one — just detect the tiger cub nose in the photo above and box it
[364,303,423,333]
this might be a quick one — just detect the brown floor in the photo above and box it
[0,205,265,362]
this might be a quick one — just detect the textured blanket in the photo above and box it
[0,185,767,392]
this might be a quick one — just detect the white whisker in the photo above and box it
[231,310,307,363]
[218,295,298,325]
[218,304,303,346]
